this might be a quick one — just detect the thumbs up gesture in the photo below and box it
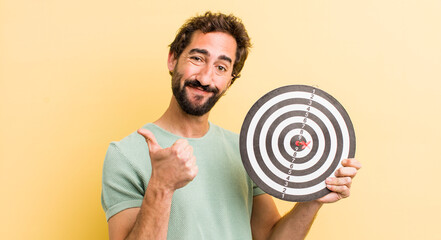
[137,128,199,191]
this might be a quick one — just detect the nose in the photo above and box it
[197,64,214,87]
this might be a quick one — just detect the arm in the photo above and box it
[108,180,174,240]
[251,158,362,240]
[251,194,322,240]
[107,129,198,240]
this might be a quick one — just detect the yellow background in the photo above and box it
[1,0,440,239]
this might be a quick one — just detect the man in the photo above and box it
[101,12,361,240]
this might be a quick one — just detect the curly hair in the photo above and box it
[169,11,251,84]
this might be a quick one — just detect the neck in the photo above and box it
[154,97,210,138]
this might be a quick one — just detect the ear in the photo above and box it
[167,52,177,72]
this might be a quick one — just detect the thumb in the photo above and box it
[137,128,162,153]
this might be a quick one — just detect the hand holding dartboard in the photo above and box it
[240,85,356,202]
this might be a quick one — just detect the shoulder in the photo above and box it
[109,130,147,160]
[113,129,146,150]
[104,124,155,171]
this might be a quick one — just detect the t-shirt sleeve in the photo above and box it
[101,143,145,221]
[252,182,265,196]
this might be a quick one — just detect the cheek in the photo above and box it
[215,79,231,92]
[178,62,200,78]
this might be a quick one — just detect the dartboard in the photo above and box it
[239,85,356,202]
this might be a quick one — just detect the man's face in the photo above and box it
[168,31,237,116]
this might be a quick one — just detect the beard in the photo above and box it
[171,71,224,116]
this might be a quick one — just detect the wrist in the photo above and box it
[298,200,324,210]
[145,178,175,202]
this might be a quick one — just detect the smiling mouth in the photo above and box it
[191,85,206,92]
[186,86,213,99]
[184,80,218,94]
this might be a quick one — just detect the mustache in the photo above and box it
[184,80,219,94]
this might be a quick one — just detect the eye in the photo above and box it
[217,65,227,72]
[190,56,202,62]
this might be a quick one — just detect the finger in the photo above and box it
[335,167,358,178]
[178,145,193,160]
[171,139,190,157]
[188,155,197,167]
[190,157,198,177]
[182,144,194,159]
[326,185,350,198]
[137,128,162,153]
[326,176,352,187]
[189,163,199,179]
[342,158,362,170]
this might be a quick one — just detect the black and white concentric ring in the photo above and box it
[240,85,356,202]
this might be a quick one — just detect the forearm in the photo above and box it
[125,180,174,240]
[268,201,323,240]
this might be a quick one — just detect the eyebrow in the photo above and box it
[189,48,209,56]
[219,55,233,64]
[189,48,233,64]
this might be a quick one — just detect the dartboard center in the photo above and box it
[291,135,308,152]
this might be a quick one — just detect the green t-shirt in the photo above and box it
[101,122,264,239]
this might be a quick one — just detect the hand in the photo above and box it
[317,158,362,204]
[137,128,198,191]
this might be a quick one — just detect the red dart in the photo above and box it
[295,140,311,150]
[303,141,311,149]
